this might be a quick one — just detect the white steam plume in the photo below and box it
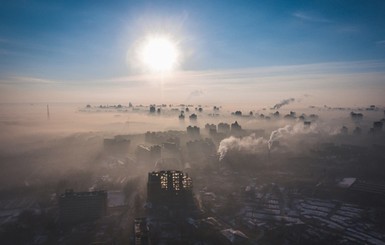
[268,125,291,150]
[268,123,320,149]
[218,123,320,160]
[218,134,267,161]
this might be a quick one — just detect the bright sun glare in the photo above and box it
[139,35,179,72]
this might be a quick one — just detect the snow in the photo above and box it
[338,177,357,188]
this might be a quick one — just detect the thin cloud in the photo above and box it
[189,89,204,97]
[1,76,59,85]
[0,36,76,57]
[292,11,332,23]
[94,60,385,91]
[337,25,361,34]
[104,73,160,83]
[2,60,384,105]
[7,60,384,88]
[187,89,205,101]
[0,38,11,44]
[171,60,385,85]
[0,48,13,56]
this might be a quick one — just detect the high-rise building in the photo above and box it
[147,170,193,206]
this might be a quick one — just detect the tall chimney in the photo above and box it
[47,104,50,120]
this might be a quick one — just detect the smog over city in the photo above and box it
[1,1,385,245]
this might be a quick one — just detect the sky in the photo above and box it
[0,0,385,106]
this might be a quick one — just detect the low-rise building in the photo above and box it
[136,144,161,162]
[58,189,107,224]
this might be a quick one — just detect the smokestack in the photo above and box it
[47,104,50,120]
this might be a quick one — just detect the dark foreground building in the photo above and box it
[133,171,197,244]
[58,189,107,224]
[147,170,194,207]
[133,171,250,244]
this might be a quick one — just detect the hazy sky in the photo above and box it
[1,0,385,106]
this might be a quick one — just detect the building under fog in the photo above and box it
[205,123,217,135]
[230,121,242,135]
[189,113,197,121]
[187,125,200,137]
[373,121,383,132]
[136,144,161,162]
[218,122,230,134]
[58,189,107,224]
[103,135,130,153]
[350,111,363,120]
[186,138,215,159]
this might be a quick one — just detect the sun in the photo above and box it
[138,35,179,72]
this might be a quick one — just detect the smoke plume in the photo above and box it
[268,125,291,150]
[218,123,319,160]
[218,134,267,161]
[272,98,295,109]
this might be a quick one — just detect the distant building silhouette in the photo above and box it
[205,123,217,134]
[187,125,200,136]
[189,113,197,121]
[350,112,363,120]
[103,135,130,153]
[163,141,179,152]
[233,111,242,116]
[284,112,296,120]
[353,126,362,135]
[373,121,383,132]
[340,126,348,135]
[366,105,377,111]
[304,121,311,127]
[309,114,319,121]
[186,138,215,159]
[231,121,242,134]
[218,122,230,134]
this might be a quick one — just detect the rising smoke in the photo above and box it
[218,134,267,161]
[268,125,291,150]
[218,122,319,160]
[272,98,295,109]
